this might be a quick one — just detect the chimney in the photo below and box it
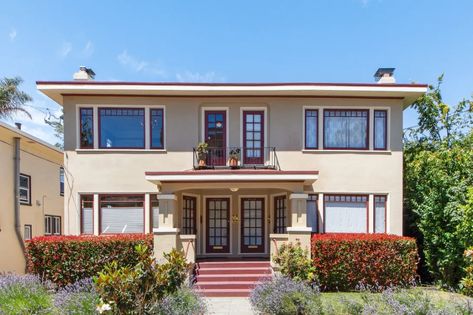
[15,122,22,130]
[374,68,396,84]
[73,66,95,80]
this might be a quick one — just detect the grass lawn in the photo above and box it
[320,287,472,314]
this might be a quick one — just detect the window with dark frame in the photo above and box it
[151,194,159,231]
[323,109,369,149]
[45,215,61,235]
[81,195,94,235]
[307,194,318,233]
[99,108,145,149]
[374,110,388,150]
[305,109,318,149]
[24,224,32,241]
[182,196,197,235]
[59,167,64,196]
[324,194,369,233]
[274,195,287,233]
[79,108,94,148]
[99,194,144,234]
[374,195,387,233]
[150,108,164,149]
[19,174,31,205]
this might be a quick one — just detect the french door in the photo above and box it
[206,198,230,253]
[243,111,265,165]
[241,198,265,253]
[205,111,226,166]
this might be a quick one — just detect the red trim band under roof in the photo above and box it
[36,81,428,88]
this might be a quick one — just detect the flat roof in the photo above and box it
[36,81,428,107]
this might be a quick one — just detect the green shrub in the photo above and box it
[94,245,189,314]
[273,242,316,283]
[25,234,153,286]
[0,274,53,315]
[461,248,473,297]
[312,234,419,291]
[152,286,207,315]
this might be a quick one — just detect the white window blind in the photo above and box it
[307,194,318,232]
[324,195,367,233]
[101,207,143,234]
[82,207,93,234]
[374,195,387,233]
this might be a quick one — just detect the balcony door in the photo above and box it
[205,111,226,166]
[243,111,265,165]
[206,198,230,253]
[241,198,265,253]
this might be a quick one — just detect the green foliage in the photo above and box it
[273,242,316,283]
[44,108,64,149]
[0,76,32,119]
[152,286,207,315]
[94,245,189,314]
[461,248,473,297]
[404,75,473,288]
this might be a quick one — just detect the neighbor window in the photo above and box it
[151,194,159,230]
[305,109,318,149]
[374,110,387,150]
[99,108,145,149]
[24,225,32,241]
[323,110,369,149]
[79,108,94,148]
[81,195,94,235]
[182,196,197,235]
[100,195,144,234]
[274,195,287,233]
[374,195,387,233]
[324,194,368,233]
[45,215,61,235]
[19,174,31,205]
[150,108,164,149]
[307,194,318,233]
[59,167,64,196]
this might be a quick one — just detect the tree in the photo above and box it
[44,109,64,149]
[404,75,473,288]
[0,77,32,119]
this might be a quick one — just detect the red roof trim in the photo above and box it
[145,170,319,176]
[36,81,428,88]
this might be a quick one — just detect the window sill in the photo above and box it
[76,148,167,153]
[302,149,392,154]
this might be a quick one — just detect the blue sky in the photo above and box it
[1,0,472,144]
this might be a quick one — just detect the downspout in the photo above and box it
[13,137,26,261]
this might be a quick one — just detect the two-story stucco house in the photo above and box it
[37,67,427,265]
[0,121,64,273]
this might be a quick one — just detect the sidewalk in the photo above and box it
[206,297,255,315]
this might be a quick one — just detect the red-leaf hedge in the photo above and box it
[25,234,153,286]
[311,234,418,291]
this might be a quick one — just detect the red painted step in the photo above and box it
[194,260,272,297]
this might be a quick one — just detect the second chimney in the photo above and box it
[374,68,396,84]
[73,66,95,80]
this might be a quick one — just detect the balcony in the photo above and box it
[193,146,280,170]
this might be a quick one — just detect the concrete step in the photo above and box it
[195,274,271,282]
[197,261,270,268]
[195,288,252,297]
[196,281,262,290]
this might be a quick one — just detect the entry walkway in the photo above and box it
[206,297,254,315]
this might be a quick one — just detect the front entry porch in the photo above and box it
[144,169,319,262]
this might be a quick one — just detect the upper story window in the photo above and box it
[324,109,369,150]
[80,108,94,148]
[304,109,318,149]
[59,167,64,196]
[374,110,388,150]
[150,108,164,149]
[19,173,31,205]
[99,108,145,149]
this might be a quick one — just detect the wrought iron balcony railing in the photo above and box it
[193,146,280,170]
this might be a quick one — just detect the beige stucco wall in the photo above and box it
[62,96,404,241]
[0,127,63,273]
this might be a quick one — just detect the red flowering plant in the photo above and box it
[25,234,153,287]
[311,233,419,291]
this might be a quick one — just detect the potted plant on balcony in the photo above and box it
[196,142,209,168]
[228,148,240,168]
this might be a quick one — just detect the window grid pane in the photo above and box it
[151,108,164,149]
[374,195,387,233]
[81,195,94,234]
[24,225,32,241]
[305,109,318,149]
[79,108,94,148]
[307,194,318,233]
[374,110,387,150]
[19,174,30,204]
[323,110,369,149]
[99,108,145,149]
[182,196,197,235]
[274,196,287,233]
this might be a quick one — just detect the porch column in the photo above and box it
[153,193,179,263]
[287,193,312,257]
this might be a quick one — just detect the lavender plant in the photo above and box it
[250,276,323,315]
[151,286,207,315]
[54,278,99,315]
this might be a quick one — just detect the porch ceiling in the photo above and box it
[144,169,319,186]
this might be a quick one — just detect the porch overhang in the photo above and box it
[144,169,319,186]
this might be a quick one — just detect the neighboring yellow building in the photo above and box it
[0,121,64,273]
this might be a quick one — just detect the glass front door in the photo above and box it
[205,111,226,166]
[243,111,264,165]
[241,198,265,253]
[206,198,230,253]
